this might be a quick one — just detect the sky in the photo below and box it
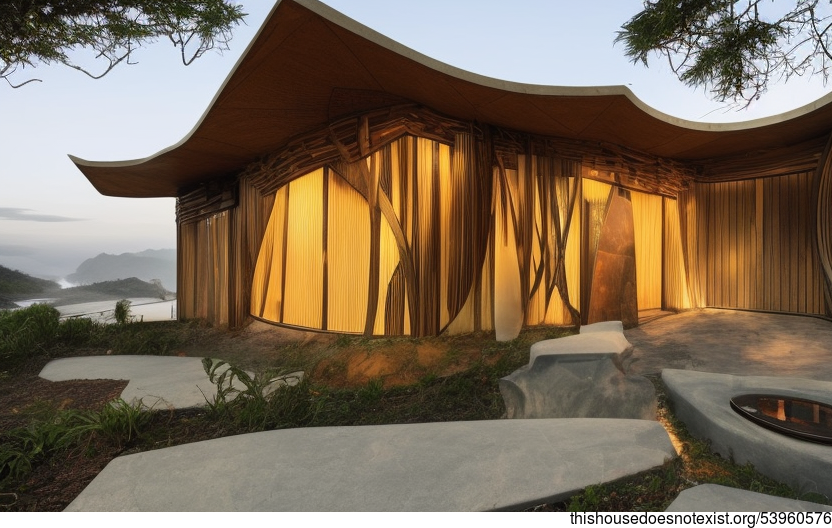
[2,0,830,280]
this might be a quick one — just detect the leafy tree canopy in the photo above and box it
[617,0,832,106]
[0,0,245,87]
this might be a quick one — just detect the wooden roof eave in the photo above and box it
[70,0,832,198]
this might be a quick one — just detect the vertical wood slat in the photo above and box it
[687,172,824,316]
[790,174,800,312]
[661,198,667,310]
[663,197,691,310]
[755,179,764,310]
[677,187,701,309]
[817,134,832,314]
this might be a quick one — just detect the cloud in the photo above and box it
[0,244,37,257]
[0,207,86,222]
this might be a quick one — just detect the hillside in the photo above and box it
[0,265,61,308]
[51,277,172,307]
[67,249,175,291]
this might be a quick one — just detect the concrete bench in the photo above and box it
[500,322,657,420]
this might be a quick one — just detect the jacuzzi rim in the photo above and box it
[730,393,832,446]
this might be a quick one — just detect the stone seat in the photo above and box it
[500,321,657,420]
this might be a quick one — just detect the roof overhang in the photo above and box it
[71,0,832,198]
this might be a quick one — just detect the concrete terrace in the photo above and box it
[45,308,832,511]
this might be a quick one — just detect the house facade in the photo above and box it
[72,0,832,340]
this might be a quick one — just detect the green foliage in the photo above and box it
[113,299,131,325]
[0,309,187,378]
[616,0,832,105]
[56,316,103,345]
[0,304,62,361]
[199,353,517,435]
[0,303,189,366]
[0,408,95,485]
[357,378,384,402]
[104,322,185,355]
[0,1,246,87]
[0,398,151,487]
[0,264,60,296]
[201,358,314,433]
[568,484,604,511]
[93,399,153,448]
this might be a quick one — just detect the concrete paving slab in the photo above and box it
[40,356,220,409]
[626,309,832,380]
[65,418,675,512]
[665,484,832,512]
[662,369,832,500]
[580,321,624,334]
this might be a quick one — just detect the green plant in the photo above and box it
[201,358,315,432]
[93,398,153,448]
[358,378,384,403]
[0,408,96,485]
[568,484,603,511]
[113,299,132,326]
[0,304,61,361]
[57,316,103,345]
[105,322,183,355]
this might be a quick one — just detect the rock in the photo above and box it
[500,322,657,420]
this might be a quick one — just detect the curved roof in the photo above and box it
[72,0,832,198]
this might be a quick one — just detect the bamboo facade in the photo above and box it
[68,0,832,343]
[175,105,832,336]
[686,173,826,316]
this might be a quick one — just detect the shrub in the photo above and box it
[113,299,132,326]
[56,316,103,345]
[0,304,61,361]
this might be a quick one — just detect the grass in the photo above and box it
[0,306,828,511]
[0,304,204,372]
[0,399,151,486]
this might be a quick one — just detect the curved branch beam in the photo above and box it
[814,132,832,312]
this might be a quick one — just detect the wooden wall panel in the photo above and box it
[246,139,582,337]
[177,211,231,325]
[693,180,756,309]
[761,172,825,315]
[632,191,662,310]
[687,172,825,316]
[663,197,691,311]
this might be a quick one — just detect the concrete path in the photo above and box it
[663,369,832,500]
[626,309,832,380]
[40,356,219,409]
[666,484,832,512]
[65,418,675,511]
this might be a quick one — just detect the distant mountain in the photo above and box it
[67,249,176,292]
[0,265,61,308]
[52,277,172,307]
